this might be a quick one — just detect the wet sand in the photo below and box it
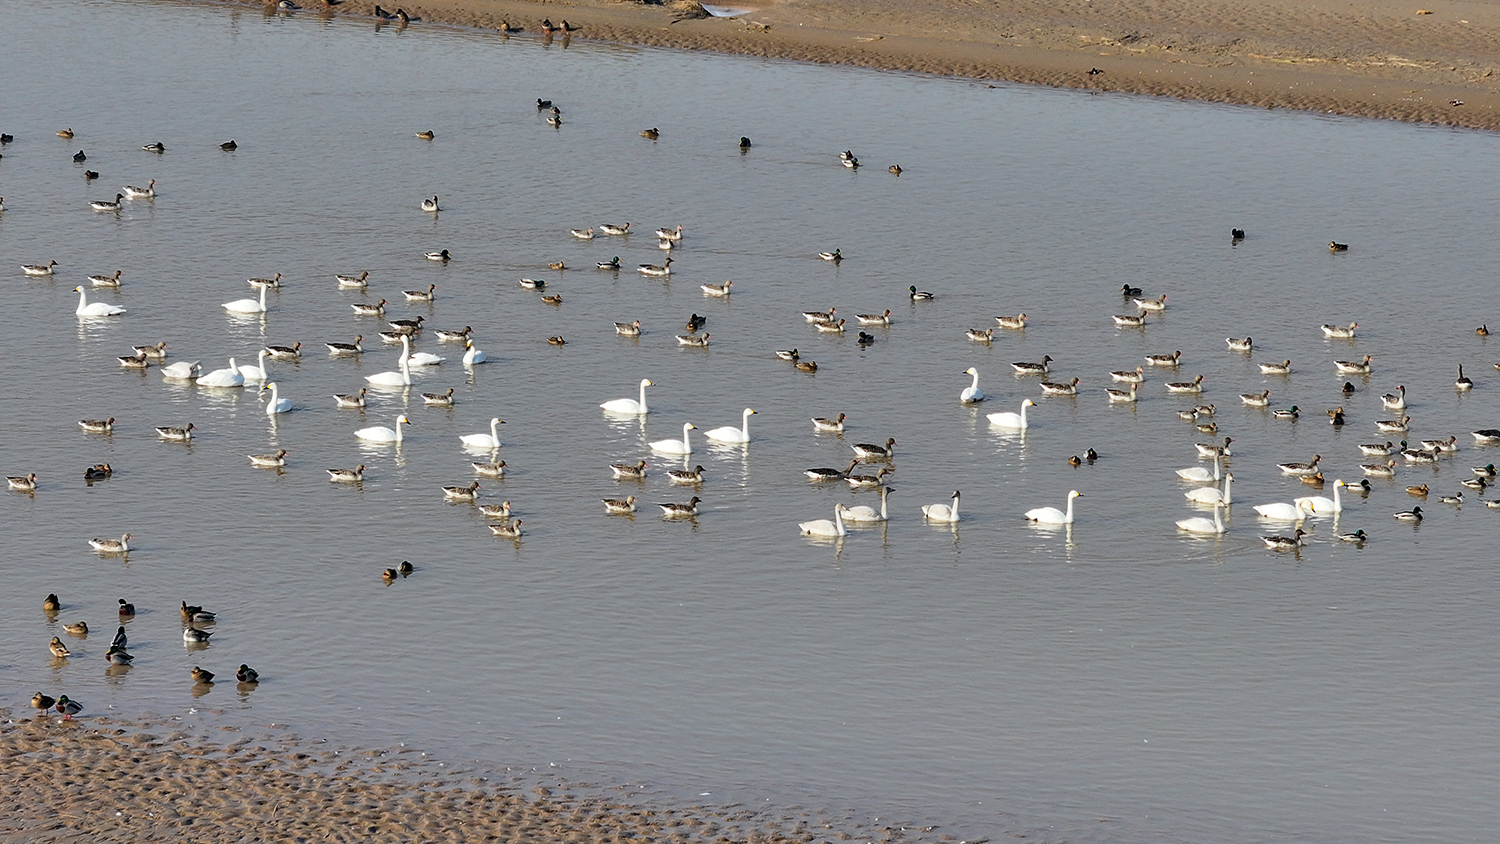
[2,711,959,843]
[231,0,1500,131]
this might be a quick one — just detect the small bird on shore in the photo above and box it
[31,692,56,714]
[55,695,83,719]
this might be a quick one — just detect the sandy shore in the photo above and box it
[229,0,1500,131]
[2,711,957,843]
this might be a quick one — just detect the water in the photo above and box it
[3,1,1500,840]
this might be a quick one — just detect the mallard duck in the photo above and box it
[1330,409,1347,426]
[1321,322,1358,338]
[1011,355,1052,375]
[471,461,507,478]
[775,348,799,361]
[640,128,659,140]
[602,496,638,514]
[32,692,56,714]
[54,695,83,719]
[812,413,847,432]
[424,249,452,262]
[667,465,706,484]
[191,666,215,684]
[43,593,61,612]
[489,520,524,538]
[1394,505,1424,521]
[1329,241,1349,252]
[142,140,166,152]
[547,115,562,127]
[794,360,818,372]
[180,601,216,623]
[817,249,842,262]
[806,460,858,481]
[106,646,134,665]
[327,465,366,483]
[415,129,435,140]
[1273,405,1301,420]
[610,460,648,480]
[1438,490,1464,505]
[248,449,288,468]
[84,464,112,480]
[7,472,38,491]
[1335,529,1369,544]
[50,637,72,658]
[58,128,75,139]
[740,137,752,148]
[182,627,213,644]
[1474,429,1500,443]
[63,621,88,635]
[1226,337,1253,351]
[856,332,875,346]
[547,336,567,345]
[236,664,260,683]
[656,497,701,518]
[908,285,934,300]
[1145,350,1183,367]
[596,257,621,270]
[118,598,134,618]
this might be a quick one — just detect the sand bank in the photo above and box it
[236,0,1500,131]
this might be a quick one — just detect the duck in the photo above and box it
[1362,460,1398,477]
[91,193,124,212]
[1381,385,1407,410]
[740,137,753,148]
[489,520,525,538]
[404,284,436,302]
[923,490,963,523]
[155,423,195,441]
[223,284,269,314]
[1473,463,1497,478]
[842,485,893,522]
[1260,529,1308,551]
[1112,312,1148,328]
[420,196,440,212]
[1165,375,1205,394]
[356,415,411,444]
[21,260,59,277]
[596,257,621,270]
[74,287,127,317]
[610,320,642,338]
[812,412,848,433]
[459,417,505,450]
[236,664,260,683]
[650,423,696,454]
[1145,350,1183,367]
[191,666,215,684]
[967,328,995,343]
[263,342,301,361]
[602,496,638,514]
[248,449,288,468]
[43,594,62,613]
[701,281,733,297]
[640,128,660,140]
[610,460,648,480]
[89,533,133,553]
[424,249,452,262]
[995,313,1028,330]
[806,460,859,482]
[1131,294,1167,312]
[638,257,673,276]
[667,465,706,485]
[84,464,113,480]
[1253,500,1310,521]
[1272,405,1300,420]
[853,437,897,460]
[657,498,702,518]
[1040,377,1081,396]
[111,625,128,648]
[908,285,934,300]
[1277,454,1322,476]
[1176,501,1228,534]
[1011,356,1052,375]
[705,408,757,443]
[63,621,88,636]
[600,222,631,236]
[775,348,799,361]
[1456,364,1474,392]
[802,307,837,324]
[1438,491,1464,505]
[547,115,562,127]
[1360,441,1399,456]
[1120,284,1143,297]
[123,179,157,198]
[1394,505,1424,522]
[1025,489,1081,524]
[247,273,283,291]
[6,472,38,491]
[548,336,568,346]
[1185,472,1233,505]
[1226,337,1253,351]
[182,627,213,643]
[817,249,843,262]
[442,481,481,502]
[32,692,57,714]
[1461,476,1489,491]
[58,128,75,138]
[798,504,848,537]
[675,333,710,347]
[1195,421,1218,435]
[388,315,425,334]
[79,417,116,434]
[326,336,364,356]
[1330,409,1347,426]
[1335,529,1369,544]
[142,141,166,153]
[1321,322,1359,338]
[794,360,818,373]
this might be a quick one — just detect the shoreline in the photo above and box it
[229,0,1500,132]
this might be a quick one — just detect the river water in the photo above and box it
[3,1,1499,841]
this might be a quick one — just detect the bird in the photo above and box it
[1165,375,1206,393]
[740,137,752,148]
[351,299,388,317]
[1133,295,1168,312]
[614,320,642,336]
[657,498,702,518]
[1011,356,1052,375]
[610,460,648,480]
[327,465,366,483]
[404,284,437,302]
[1394,505,1424,522]
[842,485,893,522]
[326,336,364,356]
[442,481,481,501]
[73,286,127,317]
[1335,529,1369,544]
[111,626,128,649]
[1226,337,1253,351]
[812,413,848,433]
[50,637,72,658]
[1278,455,1322,476]
[1335,355,1374,374]
[183,627,213,643]
[472,461,508,478]
[908,285,934,300]
[853,438,896,460]
[548,336,567,346]
[799,504,848,537]
[601,379,653,415]
[1438,491,1464,505]
[638,257,673,276]
[1145,350,1183,367]
[955,367,986,403]
[1329,241,1349,252]
[356,415,411,444]
[1381,385,1407,410]
[814,319,847,335]
[1195,438,1234,458]
[676,333,710,347]
[967,328,995,343]
[597,256,621,270]
[922,490,962,523]
[1253,500,1311,520]
[845,467,890,489]
[641,128,660,140]
[794,360,818,373]
[73,149,87,162]
[1456,365,1474,392]
[1321,322,1359,338]
[1025,490,1082,524]
[600,222,631,236]
[650,423,697,454]
[1112,312,1148,328]
[818,249,842,262]
[705,408,757,443]
[220,140,238,150]
[656,225,684,241]
[1295,479,1348,515]
[248,449,288,468]
[192,667,215,684]
[237,664,260,683]
[701,281,733,297]
[79,417,116,434]
[54,696,83,720]
[1260,529,1308,551]
[1176,501,1228,534]
[421,388,455,407]
[90,533,133,553]
[490,519,525,538]
[118,598,135,618]
[1375,416,1411,433]
[602,496,638,515]
[1361,460,1398,477]
[667,465,705,485]
[889,164,902,175]
[459,417,505,450]
[123,180,157,199]
[420,196,440,212]
[223,285,269,314]
[259,382,293,415]
[22,260,59,277]
[425,249,452,262]
[7,472,38,491]
[336,271,371,289]
[181,601,217,623]
[806,460,859,482]
[84,464,113,480]
[156,422,196,441]
[90,193,126,212]
[1040,377,1081,396]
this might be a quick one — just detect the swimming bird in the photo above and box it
[609,460,648,481]
[1011,356,1052,375]
[22,260,59,277]
[853,437,896,460]
[1419,435,1458,453]
[650,423,696,454]
[656,225,684,241]
[1185,469,1233,505]
[705,408,756,443]
[1381,385,1406,410]
[1321,322,1358,338]
[1040,377,1081,396]
[328,465,365,483]
[249,449,288,468]
[1110,366,1145,383]
[1375,416,1411,433]
[1456,365,1474,392]
[845,467,890,489]
[813,412,848,433]
[1165,375,1205,393]
[1277,454,1322,476]
[156,423,194,441]
[366,337,413,387]
[88,269,123,288]
[182,627,213,643]
[806,460,859,482]
[259,382,292,415]
[425,249,451,262]
[817,249,842,262]
[641,128,659,140]
[794,360,818,372]
[600,222,631,236]
[923,490,962,523]
[1025,489,1082,525]
[63,620,89,636]
[329,387,368,408]
[74,287,126,317]
[123,180,156,199]
[1273,405,1301,420]
[459,340,488,366]
[1176,500,1228,534]
[657,498,702,518]
[91,193,124,212]
[90,533,133,553]
[356,415,410,444]
[142,141,166,153]
[1145,350,1183,367]
[1295,479,1348,515]
[1362,459,1398,477]
[1438,490,1464,505]
[221,139,238,150]
[802,307,837,324]
[596,257,622,272]
[1104,383,1139,403]
[192,666,215,684]
[7,473,38,492]
[601,379,653,415]
[1120,284,1143,297]
[388,315,425,334]
[740,137,752,148]
[638,257,673,276]
[1394,505,1424,522]
[775,348,798,361]
[701,281,733,297]
[1253,500,1310,520]
[676,333,710,347]
[1112,312,1147,327]
[489,520,525,538]
[799,504,847,537]
[404,284,436,303]
[1474,463,1497,478]
[1260,528,1308,551]
[1196,438,1234,458]
[908,285,934,300]
[420,196,440,212]
[79,417,116,434]
[263,342,301,361]
[117,351,151,370]
[237,664,260,683]
[443,481,481,502]
[1335,529,1369,544]
[351,299,388,317]
[1473,430,1500,444]
[1360,441,1399,456]
[548,336,567,345]
[995,313,1028,330]
[602,496,638,514]
[815,319,847,334]
[223,284,269,315]
[665,465,704,485]
[336,271,370,289]
[84,464,113,480]
[1133,295,1168,312]
[459,417,504,450]
[967,328,995,343]
[1226,337,1253,351]
[326,336,364,356]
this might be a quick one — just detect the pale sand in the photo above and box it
[228,0,1500,131]
[1,712,951,843]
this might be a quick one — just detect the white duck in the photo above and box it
[459,417,505,450]
[987,399,1036,429]
[959,367,985,403]
[260,381,292,415]
[366,336,413,387]
[74,286,126,317]
[922,490,961,523]
[356,415,410,444]
[197,358,245,388]
[1185,472,1232,505]
[1176,501,1228,534]
[841,485,891,522]
[799,504,848,537]
[1025,489,1082,524]
[650,423,696,454]
[1294,479,1346,515]
[601,379,652,414]
[704,408,756,443]
[223,285,269,314]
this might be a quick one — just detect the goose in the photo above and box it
[425,249,451,262]
[1273,405,1301,420]
[248,449,288,468]
[1165,375,1205,393]
[118,351,150,369]
[806,460,859,481]
[1112,312,1147,327]
[80,417,116,434]
[799,504,848,537]
[91,193,125,212]
[776,348,799,361]
[421,388,455,407]
[603,496,638,514]
[388,315,425,334]
[90,270,123,287]
[1360,441,1399,456]
[676,333,710,347]
[1145,350,1183,367]
[22,260,59,276]
[842,485,892,522]
[571,228,596,240]
[50,637,72,658]
[1456,365,1474,392]
[636,257,672,277]
[352,299,387,316]
[657,498,702,518]
[614,320,642,336]
[1105,383,1139,403]
[1025,489,1081,524]
[489,520,525,538]
[1394,505,1424,522]
[74,287,126,317]
[182,627,213,643]
[366,337,413,387]
[600,222,631,236]
[656,225,684,241]
[327,465,366,483]
[236,350,271,383]
[443,481,481,501]
[267,341,303,361]
[1195,437,1234,458]
[90,533,133,553]
[658,239,676,250]
[1133,294,1167,312]
[329,387,367,408]
[1381,385,1406,410]
[404,284,436,302]
[802,307,837,324]
[597,257,621,270]
[1375,416,1411,433]
[1253,500,1311,520]
[472,461,508,478]
[817,249,842,262]
[460,417,505,449]
[815,319,847,334]
[130,341,169,360]
[959,367,985,402]
[701,281,733,297]
[1256,360,1291,376]
[853,437,896,460]
[1176,500,1228,534]
[813,413,848,432]
[610,460,648,480]
[223,285,269,314]
[259,381,292,414]
[248,273,283,290]
[1335,355,1373,374]
[336,271,370,288]
[995,313,1028,330]
[1419,435,1458,453]
[650,423,696,454]
[908,285,934,300]
[420,196,440,212]
[602,379,652,414]
[923,490,963,523]
[1278,454,1322,476]
[1295,479,1347,515]
[1185,471,1233,505]
[356,415,410,444]
[845,466,890,489]
[1438,491,1464,505]
[1110,366,1145,383]
[1362,459,1398,477]
[1011,356,1052,375]
[1040,377,1081,396]
[667,465,705,484]
[1322,322,1358,338]
[327,336,364,355]
[1226,337,1253,351]
[1472,429,1500,443]
[1260,528,1308,551]
[967,328,995,343]
[858,310,893,325]
[155,423,195,441]
[705,408,756,443]
[434,326,472,343]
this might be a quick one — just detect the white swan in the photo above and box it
[160,360,200,380]
[705,408,756,443]
[601,379,652,414]
[987,399,1035,429]
[1252,500,1311,520]
[1176,501,1227,534]
[922,490,961,523]
[73,286,126,317]
[463,340,488,365]
[1185,472,1232,505]
[197,358,245,388]
[650,423,696,454]
[841,485,891,522]
[366,336,413,387]
[1026,489,1082,524]
[460,417,505,450]
[1175,455,1221,483]
[407,348,445,366]
[1294,480,1346,515]
[236,349,271,384]
[356,415,409,443]
[959,367,985,403]
[223,285,268,314]
[799,504,848,537]
[260,381,292,415]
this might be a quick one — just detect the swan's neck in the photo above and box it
[259,286,267,306]
[395,418,404,442]
[1020,402,1029,424]
[683,425,693,447]
[1222,474,1232,504]
[741,410,752,436]
[639,382,649,411]
[1332,483,1341,509]
[228,358,238,370]
[834,505,846,535]
[879,487,888,519]
[1212,458,1221,481]
[1213,505,1224,531]
[950,494,960,518]
[1063,495,1075,522]
[970,372,980,390]
[491,419,500,439]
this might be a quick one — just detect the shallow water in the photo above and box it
[3,1,1500,840]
